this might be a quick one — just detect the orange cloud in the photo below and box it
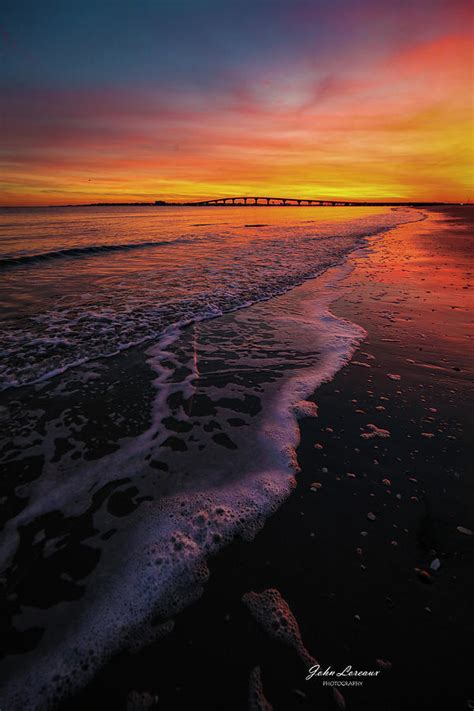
[1,32,473,205]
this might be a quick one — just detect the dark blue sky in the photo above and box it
[2,0,464,90]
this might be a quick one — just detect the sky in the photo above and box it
[1,0,473,206]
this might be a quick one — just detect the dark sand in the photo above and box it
[9,208,474,710]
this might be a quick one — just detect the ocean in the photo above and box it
[0,205,423,707]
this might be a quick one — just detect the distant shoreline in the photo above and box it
[0,201,470,210]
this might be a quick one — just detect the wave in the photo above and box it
[0,259,366,710]
[0,237,196,268]
[0,211,427,708]
[0,209,425,391]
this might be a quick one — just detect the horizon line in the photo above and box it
[1,197,470,209]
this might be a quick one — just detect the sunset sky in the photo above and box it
[1,0,473,206]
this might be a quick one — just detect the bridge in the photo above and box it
[182,196,359,206]
[157,196,447,207]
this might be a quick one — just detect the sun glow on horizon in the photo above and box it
[1,2,473,206]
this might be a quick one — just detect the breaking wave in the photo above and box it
[0,237,200,269]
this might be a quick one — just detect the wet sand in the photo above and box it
[60,207,473,710]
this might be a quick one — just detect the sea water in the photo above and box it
[0,205,422,707]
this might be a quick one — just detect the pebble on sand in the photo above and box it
[417,569,433,584]
[361,423,391,439]
[456,525,473,536]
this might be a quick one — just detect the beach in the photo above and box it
[3,0,473,707]
[0,206,472,710]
